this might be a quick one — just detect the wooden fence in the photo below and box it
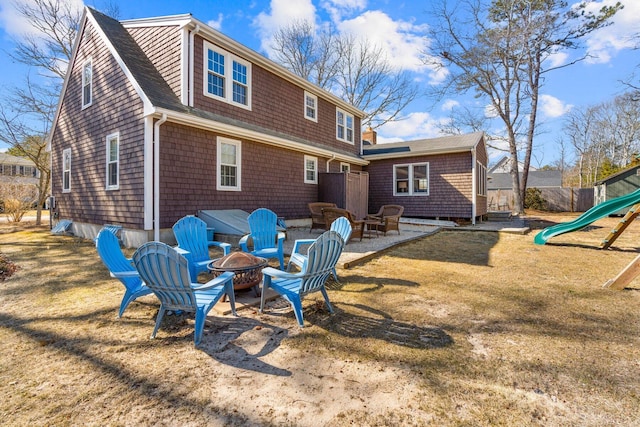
[488,188,594,212]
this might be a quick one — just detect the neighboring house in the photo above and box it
[362,131,488,224]
[47,8,366,245]
[594,164,640,213]
[488,156,537,174]
[0,153,40,185]
[47,8,488,244]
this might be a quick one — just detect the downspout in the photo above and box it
[153,113,168,241]
[188,25,201,107]
[471,147,477,225]
[326,154,336,173]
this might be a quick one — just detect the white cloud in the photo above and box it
[580,0,640,64]
[441,99,460,112]
[320,0,366,23]
[545,51,568,68]
[0,0,84,39]
[539,94,573,118]
[207,13,224,31]
[338,10,431,75]
[376,112,448,142]
[253,0,317,54]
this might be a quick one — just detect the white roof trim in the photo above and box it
[151,108,368,166]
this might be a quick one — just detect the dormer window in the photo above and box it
[204,41,251,110]
[82,59,92,109]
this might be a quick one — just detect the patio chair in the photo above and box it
[260,230,345,327]
[308,202,336,231]
[132,241,237,346]
[95,227,153,318]
[173,215,231,278]
[239,208,285,270]
[287,216,351,283]
[366,205,404,235]
[322,207,364,241]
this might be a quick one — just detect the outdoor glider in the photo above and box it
[534,188,640,246]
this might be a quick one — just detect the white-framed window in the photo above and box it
[476,161,487,196]
[82,58,92,109]
[304,155,317,184]
[204,41,251,110]
[394,163,429,196]
[340,162,350,173]
[217,137,241,191]
[304,91,317,122]
[106,132,119,190]
[62,148,71,193]
[336,108,354,144]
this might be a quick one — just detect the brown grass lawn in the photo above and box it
[1,213,639,426]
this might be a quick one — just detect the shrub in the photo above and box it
[525,187,548,211]
[0,252,18,281]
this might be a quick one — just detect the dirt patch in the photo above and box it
[1,214,640,425]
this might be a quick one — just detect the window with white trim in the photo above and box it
[304,91,317,122]
[62,148,71,192]
[304,155,317,184]
[476,161,487,196]
[394,163,429,196]
[217,137,241,191]
[204,41,251,109]
[82,59,92,108]
[336,108,354,144]
[340,162,350,173]
[106,132,119,190]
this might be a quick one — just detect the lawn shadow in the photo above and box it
[305,302,453,349]
[324,274,420,292]
[199,316,292,376]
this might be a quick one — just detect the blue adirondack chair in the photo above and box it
[95,227,153,317]
[239,208,285,270]
[132,241,237,346]
[173,215,231,279]
[260,230,345,327]
[287,216,351,283]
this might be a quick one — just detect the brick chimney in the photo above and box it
[362,126,377,145]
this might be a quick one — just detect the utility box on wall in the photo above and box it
[318,172,369,220]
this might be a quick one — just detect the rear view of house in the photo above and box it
[47,8,366,245]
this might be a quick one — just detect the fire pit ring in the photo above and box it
[208,252,268,292]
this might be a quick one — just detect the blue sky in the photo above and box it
[0,0,638,166]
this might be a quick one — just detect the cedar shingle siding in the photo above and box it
[50,19,146,229]
[367,153,476,219]
[127,26,183,98]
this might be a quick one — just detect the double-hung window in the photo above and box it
[82,59,92,109]
[106,132,119,190]
[62,148,71,192]
[336,108,354,144]
[476,161,487,196]
[394,163,429,196]
[217,137,241,191]
[204,42,251,110]
[304,155,317,184]
[304,91,317,122]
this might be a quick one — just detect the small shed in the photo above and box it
[594,165,640,214]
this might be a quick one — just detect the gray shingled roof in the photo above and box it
[488,170,562,190]
[362,132,484,158]
[87,8,362,161]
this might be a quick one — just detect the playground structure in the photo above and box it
[534,188,640,290]
[534,188,640,246]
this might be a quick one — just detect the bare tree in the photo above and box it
[424,0,621,214]
[270,20,418,129]
[0,0,82,224]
